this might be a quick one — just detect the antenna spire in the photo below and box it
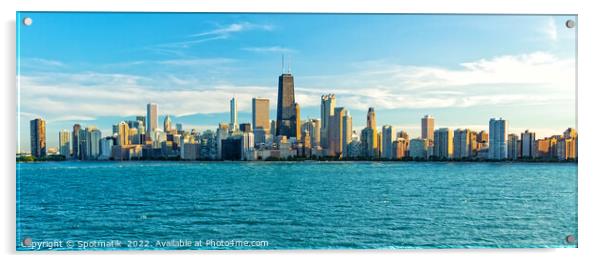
[281,54,285,74]
[288,55,292,74]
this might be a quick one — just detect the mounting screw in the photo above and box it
[565,19,575,29]
[23,17,33,26]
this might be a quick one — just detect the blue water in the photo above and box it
[16,161,577,250]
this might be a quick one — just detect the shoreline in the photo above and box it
[16,158,578,164]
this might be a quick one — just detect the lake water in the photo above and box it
[16,161,578,250]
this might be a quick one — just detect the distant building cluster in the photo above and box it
[26,70,578,162]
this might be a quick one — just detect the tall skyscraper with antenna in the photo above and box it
[230,96,238,132]
[276,56,298,139]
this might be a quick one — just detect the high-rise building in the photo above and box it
[301,119,321,149]
[270,120,277,139]
[146,103,158,136]
[382,125,394,159]
[72,124,81,159]
[392,138,409,159]
[136,115,146,129]
[230,97,238,132]
[360,127,377,158]
[118,121,130,146]
[535,137,557,159]
[29,118,46,158]
[453,129,470,159]
[99,137,114,160]
[87,127,102,159]
[564,128,577,139]
[347,132,362,158]
[294,103,301,139]
[163,115,172,133]
[239,123,252,133]
[215,123,230,160]
[366,108,378,156]
[241,131,255,161]
[221,136,243,160]
[558,128,577,160]
[421,115,435,141]
[59,130,70,157]
[341,112,352,158]
[252,98,270,144]
[328,107,348,157]
[557,137,577,160]
[409,138,428,159]
[276,71,297,139]
[507,133,520,160]
[434,128,453,159]
[397,130,409,140]
[488,118,508,160]
[78,128,88,160]
[521,130,536,158]
[320,94,336,150]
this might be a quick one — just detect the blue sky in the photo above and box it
[17,13,576,152]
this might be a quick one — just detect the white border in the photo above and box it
[2,1,601,262]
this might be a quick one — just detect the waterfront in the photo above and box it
[17,161,577,250]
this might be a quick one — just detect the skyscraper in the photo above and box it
[367,107,377,130]
[301,119,321,149]
[521,130,536,158]
[72,124,81,159]
[163,115,172,133]
[294,103,301,139]
[230,97,238,132]
[87,127,102,159]
[507,133,520,160]
[252,98,270,144]
[216,123,230,160]
[146,103,158,136]
[360,127,377,158]
[341,112,352,158]
[409,138,428,159]
[421,115,435,141]
[488,118,508,160]
[320,94,336,150]
[453,129,470,159]
[78,128,87,160]
[392,138,409,159]
[434,128,453,159]
[29,118,46,158]
[118,121,130,146]
[328,107,348,157]
[276,71,297,139]
[382,125,394,159]
[366,108,378,156]
[59,130,70,157]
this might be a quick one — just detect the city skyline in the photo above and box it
[17,13,576,151]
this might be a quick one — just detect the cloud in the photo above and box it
[543,18,558,41]
[157,58,236,66]
[299,51,574,111]
[150,22,275,53]
[242,46,296,53]
[190,22,273,38]
[18,51,574,123]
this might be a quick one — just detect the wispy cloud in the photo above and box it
[149,22,274,54]
[18,51,574,122]
[543,18,558,41]
[157,58,236,66]
[301,51,574,110]
[242,46,296,53]
[189,22,273,38]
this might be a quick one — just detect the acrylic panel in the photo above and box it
[16,12,578,250]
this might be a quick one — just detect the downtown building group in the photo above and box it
[27,68,578,162]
